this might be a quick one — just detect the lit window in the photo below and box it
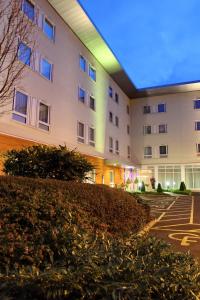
[40,58,52,80]
[115,140,119,155]
[89,65,96,81]
[109,86,113,97]
[127,105,130,115]
[18,42,31,66]
[12,91,28,124]
[159,124,167,133]
[115,116,119,127]
[109,111,113,123]
[159,145,168,157]
[143,125,151,135]
[127,125,130,135]
[194,100,200,109]
[22,0,35,21]
[109,137,113,153]
[143,105,151,114]
[89,96,95,111]
[127,146,131,159]
[109,170,114,187]
[89,127,95,147]
[39,103,50,131]
[77,122,85,143]
[115,93,119,103]
[79,55,86,72]
[78,88,85,103]
[144,146,152,158]
[195,122,200,131]
[158,103,166,113]
[43,18,54,40]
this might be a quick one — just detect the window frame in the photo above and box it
[159,145,168,158]
[77,121,85,143]
[18,41,32,67]
[89,95,95,111]
[195,121,200,131]
[196,143,200,155]
[109,137,113,153]
[88,126,95,147]
[157,103,166,113]
[38,101,50,132]
[88,64,96,82]
[143,105,151,114]
[143,125,152,135]
[22,0,35,22]
[40,57,53,81]
[79,54,87,72]
[43,17,55,41]
[159,124,167,134]
[78,87,86,104]
[144,146,152,159]
[115,93,119,104]
[12,89,29,125]
[109,86,113,98]
[109,111,113,123]
[115,140,119,155]
[115,116,119,127]
[127,145,131,159]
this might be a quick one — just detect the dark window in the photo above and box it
[89,127,95,147]
[127,105,130,114]
[143,105,151,114]
[115,116,119,127]
[144,125,151,135]
[12,91,28,124]
[195,122,200,131]
[78,88,85,103]
[115,140,119,155]
[159,124,167,133]
[109,137,113,152]
[39,103,50,131]
[77,122,84,143]
[159,145,168,157]
[89,96,95,110]
[115,93,119,103]
[127,125,130,135]
[109,111,113,123]
[144,146,152,158]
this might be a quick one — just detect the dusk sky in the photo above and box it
[79,0,200,89]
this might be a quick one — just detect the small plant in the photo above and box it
[157,183,163,193]
[141,181,146,192]
[180,181,186,191]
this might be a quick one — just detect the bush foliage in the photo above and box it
[180,181,187,191]
[0,176,199,299]
[3,145,94,181]
[157,182,163,193]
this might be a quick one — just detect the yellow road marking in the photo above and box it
[190,196,194,224]
[159,217,189,222]
[163,213,189,217]
[168,233,200,246]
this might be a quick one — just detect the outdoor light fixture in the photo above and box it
[166,181,170,189]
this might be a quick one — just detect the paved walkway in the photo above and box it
[150,195,200,259]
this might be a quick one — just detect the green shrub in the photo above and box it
[180,181,187,191]
[173,189,192,195]
[3,145,94,182]
[157,183,163,193]
[141,181,146,192]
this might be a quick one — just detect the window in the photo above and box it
[159,145,168,157]
[143,125,151,135]
[89,96,95,111]
[127,146,131,159]
[158,103,166,113]
[109,86,113,98]
[115,140,119,155]
[40,58,52,80]
[194,99,200,109]
[77,122,85,143]
[79,55,86,72]
[78,87,86,103]
[195,122,200,131]
[43,18,54,41]
[143,105,151,114]
[109,111,113,123]
[115,116,119,127]
[22,0,35,21]
[89,127,95,147]
[109,170,114,187]
[39,103,50,131]
[89,65,96,81]
[127,125,130,135]
[127,105,130,115]
[115,93,119,103]
[109,137,113,153]
[144,146,152,158]
[12,91,28,124]
[18,42,31,66]
[159,124,167,133]
[196,144,200,154]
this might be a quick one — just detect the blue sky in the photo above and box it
[79,0,200,89]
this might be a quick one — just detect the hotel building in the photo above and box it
[1,0,200,190]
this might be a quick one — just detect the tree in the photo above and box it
[157,183,163,193]
[141,181,146,192]
[180,181,186,191]
[3,145,94,182]
[0,0,36,109]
